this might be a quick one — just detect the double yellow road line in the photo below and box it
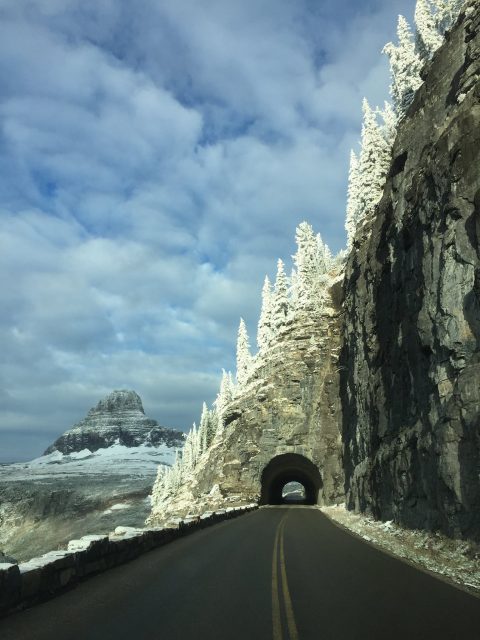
[272,513,299,640]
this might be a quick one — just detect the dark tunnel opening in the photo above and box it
[259,453,322,505]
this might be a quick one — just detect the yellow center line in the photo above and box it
[272,512,300,640]
[279,517,300,640]
[271,517,284,640]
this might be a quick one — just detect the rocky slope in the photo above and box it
[341,2,480,540]
[148,279,344,525]
[0,392,184,561]
[45,390,184,454]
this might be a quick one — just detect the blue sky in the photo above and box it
[0,0,416,462]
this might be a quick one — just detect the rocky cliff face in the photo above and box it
[45,390,184,454]
[341,3,480,540]
[149,281,344,524]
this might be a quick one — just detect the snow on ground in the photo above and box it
[0,443,177,481]
[322,505,480,596]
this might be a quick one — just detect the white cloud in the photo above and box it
[0,0,417,460]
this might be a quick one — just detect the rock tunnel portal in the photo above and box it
[259,453,322,505]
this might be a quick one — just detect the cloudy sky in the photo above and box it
[0,0,416,462]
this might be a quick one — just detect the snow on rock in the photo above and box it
[44,389,184,455]
[0,391,185,563]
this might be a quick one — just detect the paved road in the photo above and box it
[1,507,480,640]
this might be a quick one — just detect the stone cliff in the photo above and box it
[149,2,480,541]
[149,281,345,524]
[341,2,480,540]
[45,390,184,454]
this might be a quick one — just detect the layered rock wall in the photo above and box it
[149,283,345,524]
[341,3,480,539]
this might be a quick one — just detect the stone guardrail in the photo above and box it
[0,504,257,619]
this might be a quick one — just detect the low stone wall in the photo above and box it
[0,504,257,619]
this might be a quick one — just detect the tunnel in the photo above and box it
[259,453,322,505]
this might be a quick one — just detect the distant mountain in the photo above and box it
[44,390,185,455]
[0,390,185,562]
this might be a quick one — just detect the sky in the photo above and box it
[0,0,417,462]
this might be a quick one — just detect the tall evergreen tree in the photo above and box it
[346,150,361,249]
[214,369,233,432]
[431,0,464,33]
[356,99,392,225]
[199,401,215,451]
[273,259,290,328]
[379,101,398,147]
[293,222,318,310]
[236,318,252,386]
[383,16,423,116]
[317,232,332,274]
[257,276,274,352]
[415,0,444,60]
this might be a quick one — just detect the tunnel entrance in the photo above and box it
[260,453,322,505]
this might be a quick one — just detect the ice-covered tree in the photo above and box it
[346,150,361,249]
[379,101,398,147]
[317,232,332,275]
[236,318,253,386]
[214,369,233,432]
[432,0,464,33]
[293,222,333,310]
[182,423,202,473]
[257,276,274,352]
[383,16,423,116]
[199,401,216,450]
[415,0,444,59]
[346,101,396,246]
[293,222,317,310]
[358,100,392,223]
[272,259,290,329]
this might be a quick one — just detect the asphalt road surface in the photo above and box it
[1,507,480,640]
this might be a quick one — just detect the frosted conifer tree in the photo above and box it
[317,233,332,274]
[273,259,290,329]
[182,423,200,473]
[236,318,252,387]
[292,222,333,311]
[293,222,318,310]
[379,101,398,147]
[356,100,392,226]
[431,0,464,33]
[383,16,423,116]
[415,0,444,59]
[345,150,361,249]
[199,402,216,450]
[214,369,233,432]
[257,276,274,352]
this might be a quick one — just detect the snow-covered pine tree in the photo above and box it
[345,150,361,249]
[356,99,392,226]
[415,0,444,60]
[293,222,318,310]
[431,0,464,33]
[182,423,198,473]
[383,15,423,116]
[294,225,330,309]
[236,318,252,387]
[317,232,332,275]
[257,276,274,352]
[272,259,290,330]
[379,101,398,147]
[214,369,233,432]
[199,401,215,451]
